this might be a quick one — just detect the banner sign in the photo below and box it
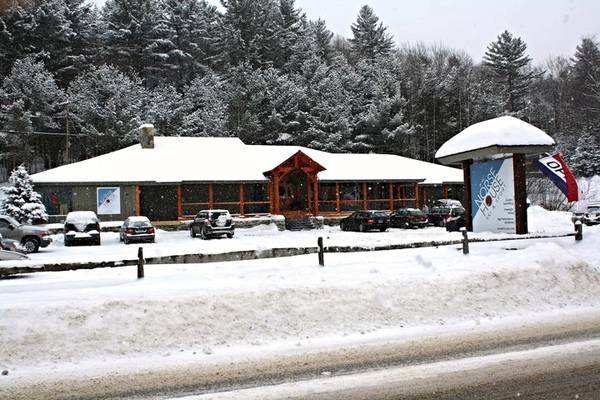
[470,158,515,233]
[97,187,121,215]
[533,154,579,202]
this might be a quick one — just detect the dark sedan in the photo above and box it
[119,216,156,244]
[340,210,390,232]
[390,208,428,229]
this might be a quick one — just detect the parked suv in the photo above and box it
[427,206,465,227]
[190,209,235,239]
[64,211,101,246]
[340,210,390,232]
[0,214,52,253]
[583,204,600,225]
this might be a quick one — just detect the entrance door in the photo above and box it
[279,168,309,216]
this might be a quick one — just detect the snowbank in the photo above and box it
[1,207,599,384]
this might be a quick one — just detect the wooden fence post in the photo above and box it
[318,237,324,266]
[462,229,469,254]
[574,220,583,241]
[137,247,145,278]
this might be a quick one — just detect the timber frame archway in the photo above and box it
[263,151,326,217]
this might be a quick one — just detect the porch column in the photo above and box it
[389,183,394,211]
[135,185,140,216]
[307,175,312,214]
[239,183,244,216]
[274,175,281,214]
[362,182,368,210]
[177,185,182,218]
[414,183,419,209]
[335,182,340,213]
[313,176,319,216]
[208,183,213,209]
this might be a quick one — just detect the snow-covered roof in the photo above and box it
[435,116,555,164]
[31,137,463,185]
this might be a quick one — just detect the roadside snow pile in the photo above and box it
[1,216,600,374]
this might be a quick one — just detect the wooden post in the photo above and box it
[313,176,319,216]
[513,154,528,234]
[135,185,140,216]
[177,185,182,219]
[239,183,244,216]
[335,182,340,213]
[137,247,145,279]
[575,220,583,241]
[362,182,368,210]
[462,229,469,254]
[462,159,473,232]
[318,236,324,266]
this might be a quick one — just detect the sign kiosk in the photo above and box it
[435,116,555,234]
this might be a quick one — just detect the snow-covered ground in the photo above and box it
[1,206,600,396]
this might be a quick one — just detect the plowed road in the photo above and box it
[6,312,600,400]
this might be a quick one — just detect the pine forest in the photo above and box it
[1,0,599,182]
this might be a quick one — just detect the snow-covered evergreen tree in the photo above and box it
[482,30,536,117]
[0,56,67,170]
[0,165,48,224]
[67,64,146,156]
[349,5,394,62]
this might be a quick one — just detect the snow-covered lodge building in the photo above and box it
[31,127,463,222]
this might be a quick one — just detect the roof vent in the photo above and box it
[139,124,155,149]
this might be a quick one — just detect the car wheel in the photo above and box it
[438,219,446,227]
[340,222,346,231]
[359,223,366,232]
[200,228,208,240]
[124,237,129,245]
[190,227,197,238]
[380,227,387,232]
[95,237,101,246]
[22,237,40,253]
[226,233,234,239]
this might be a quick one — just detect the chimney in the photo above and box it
[139,124,155,149]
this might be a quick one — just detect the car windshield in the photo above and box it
[587,206,599,213]
[130,221,151,228]
[407,209,425,216]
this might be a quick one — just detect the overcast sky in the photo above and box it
[92,0,600,66]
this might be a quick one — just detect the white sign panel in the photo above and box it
[470,159,515,233]
[97,187,121,215]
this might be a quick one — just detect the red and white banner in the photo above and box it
[533,154,579,202]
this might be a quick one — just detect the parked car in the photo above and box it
[433,199,463,208]
[64,211,101,246]
[0,214,52,253]
[583,204,600,226]
[0,232,29,260]
[190,209,235,239]
[389,208,428,229]
[427,206,465,227]
[120,216,155,244]
[340,210,390,232]
[445,214,466,232]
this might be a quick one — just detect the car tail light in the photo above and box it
[204,220,211,226]
[367,219,375,224]
[386,219,391,223]
[126,229,134,234]
[148,228,155,233]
